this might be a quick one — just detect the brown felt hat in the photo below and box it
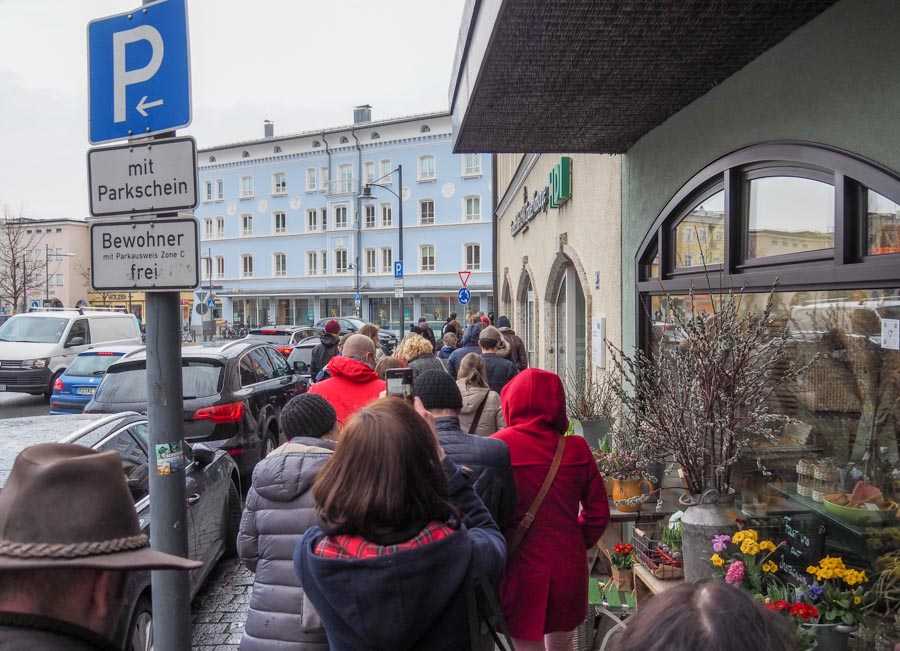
[0,443,200,571]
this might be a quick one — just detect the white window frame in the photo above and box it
[306,208,318,232]
[203,218,213,240]
[364,161,375,185]
[419,199,435,225]
[337,164,353,194]
[273,252,287,277]
[215,256,224,279]
[417,155,436,182]
[381,247,392,273]
[240,176,254,199]
[380,160,392,184]
[419,244,435,272]
[216,216,224,239]
[272,172,287,195]
[204,180,213,202]
[241,254,254,278]
[216,179,224,201]
[464,195,481,222]
[334,204,349,230]
[465,243,481,271]
[320,249,328,274]
[319,167,329,194]
[201,257,211,280]
[305,168,317,192]
[274,211,287,234]
[462,154,482,177]
[307,251,318,276]
[335,248,349,274]
[381,203,392,227]
[365,248,376,274]
[364,204,376,228]
[241,214,253,237]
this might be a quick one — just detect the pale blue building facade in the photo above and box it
[194,108,492,331]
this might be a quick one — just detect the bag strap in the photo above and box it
[507,436,566,557]
[467,391,491,435]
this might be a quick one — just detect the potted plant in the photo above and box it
[802,556,869,651]
[610,543,636,591]
[593,445,652,513]
[608,286,812,580]
[565,370,617,450]
[708,528,782,596]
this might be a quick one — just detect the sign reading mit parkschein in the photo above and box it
[88,136,197,217]
[90,218,199,290]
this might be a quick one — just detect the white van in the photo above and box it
[0,309,142,396]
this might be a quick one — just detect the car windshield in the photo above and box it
[246,330,291,345]
[345,318,366,329]
[66,353,124,377]
[0,316,67,343]
[96,360,223,403]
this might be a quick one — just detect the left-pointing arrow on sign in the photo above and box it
[136,95,164,117]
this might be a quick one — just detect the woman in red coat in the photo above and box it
[492,368,610,650]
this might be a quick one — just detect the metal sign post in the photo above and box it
[87,1,194,648]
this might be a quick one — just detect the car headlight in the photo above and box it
[24,359,49,369]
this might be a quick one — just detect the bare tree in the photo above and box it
[75,262,116,306]
[0,209,45,312]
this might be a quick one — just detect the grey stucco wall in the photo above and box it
[621,0,900,350]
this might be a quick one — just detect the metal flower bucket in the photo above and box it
[679,489,738,582]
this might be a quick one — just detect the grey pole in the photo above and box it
[398,164,404,331]
[44,244,49,305]
[145,289,191,650]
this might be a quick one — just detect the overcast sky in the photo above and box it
[0,0,465,221]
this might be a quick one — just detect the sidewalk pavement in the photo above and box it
[191,559,252,650]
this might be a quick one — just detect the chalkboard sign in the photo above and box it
[780,514,825,581]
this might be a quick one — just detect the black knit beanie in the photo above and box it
[279,393,337,439]
[413,369,463,411]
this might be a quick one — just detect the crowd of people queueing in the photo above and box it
[234,312,804,651]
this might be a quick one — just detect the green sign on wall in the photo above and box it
[548,156,572,208]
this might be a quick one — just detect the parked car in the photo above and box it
[85,340,307,477]
[0,412,241,651]
[313,316,397,354]
[0,308,142,397]
[285,336,318,377]
[244,326,322,357]
[49,345,145,415]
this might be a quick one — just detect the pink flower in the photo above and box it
[711,534,730,553]
[725,560,745,585]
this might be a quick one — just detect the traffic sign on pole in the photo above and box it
[88,0,191,144]
[458,287,471,305]
[393,260,404,279]
[458,270,471,288]
[88,136,198,217]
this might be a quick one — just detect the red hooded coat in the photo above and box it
[308,356,385,426]
[492,368,609,640]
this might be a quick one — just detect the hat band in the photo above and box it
[0,533,149,559]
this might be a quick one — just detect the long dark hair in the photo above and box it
[313,398,452,544]
[611,581,798,651]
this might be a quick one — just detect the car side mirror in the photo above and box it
[66,336,85,347]
[192,443,216,468]
[293,360,309,374]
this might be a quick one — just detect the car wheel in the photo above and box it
[44,370,63,402]
[224,480,242,559]
[126,595,153,651]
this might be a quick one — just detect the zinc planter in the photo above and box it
[679,489,737,582]
[801,624,853,651]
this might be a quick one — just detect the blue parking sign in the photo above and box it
[393,261,404,279]
[88,0,191,144]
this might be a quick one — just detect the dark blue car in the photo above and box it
[50,346,144,415]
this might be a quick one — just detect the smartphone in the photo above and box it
[385,367,415,401]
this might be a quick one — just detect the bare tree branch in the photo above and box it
[0,207,46,312]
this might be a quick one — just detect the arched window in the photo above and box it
[312,140,321,148]
[208,155,216,163]
[636,143,900,551]
[273,145,282,154]
[339,136,349,144]
[420,124,431,133]
[242,151,250,158]
[370,132,380,140]
[550,260,586,381]
[517,270,536,367]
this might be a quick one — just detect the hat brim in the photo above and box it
[0,546,201,571]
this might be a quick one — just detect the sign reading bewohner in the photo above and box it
[90,218,199,290]
[87,136,197,217]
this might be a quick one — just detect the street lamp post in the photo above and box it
[362,164,404,333]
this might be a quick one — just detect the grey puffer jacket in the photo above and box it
[237,437,335,651]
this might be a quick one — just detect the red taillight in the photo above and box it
[226,448,245,457]
[94,351,118,356]
[259,329,278,335]
[192,401,244,424]
[53,378,64,392]
[277,346,292,357]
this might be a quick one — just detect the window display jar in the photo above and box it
[797,458,814,498]
[812,460,839,503]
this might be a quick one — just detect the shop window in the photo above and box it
[747,176,833,259]
[867,190,900,255]
[674,190,725,269]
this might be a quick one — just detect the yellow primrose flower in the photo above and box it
[806,565,818,575]
[732,531,746,544]
[761,561,778,573]
[820,569,834,580]
[740,540,760,556]
[710,554,724,568]
[743,529,758,542]
[853,596,862,605]
[758,540,777,553]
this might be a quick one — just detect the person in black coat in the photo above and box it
[478,326,518,393]
[447,324,482,378]
[310,320,341,379]
[416,317,438,352]
[413,370,516,529]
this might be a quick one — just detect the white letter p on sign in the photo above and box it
[112,25,164,123]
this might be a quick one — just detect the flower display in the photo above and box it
[765,599,789,613]
[761,560,778,574]
[610,543,635,569]
[725,559,745,585]
[787,602,819,621]
[804,555,869,627]
[710,553,725,567]
[711,534,731,553]
[740,539,761,556]
[732,529,759,545]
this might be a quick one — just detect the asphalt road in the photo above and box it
[0,392,51,419]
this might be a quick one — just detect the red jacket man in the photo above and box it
[308,334,385,426]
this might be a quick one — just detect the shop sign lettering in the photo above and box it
[511,156,573,237]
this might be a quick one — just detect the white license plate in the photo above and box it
[0,385,6,391]
[76,387,96,396]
